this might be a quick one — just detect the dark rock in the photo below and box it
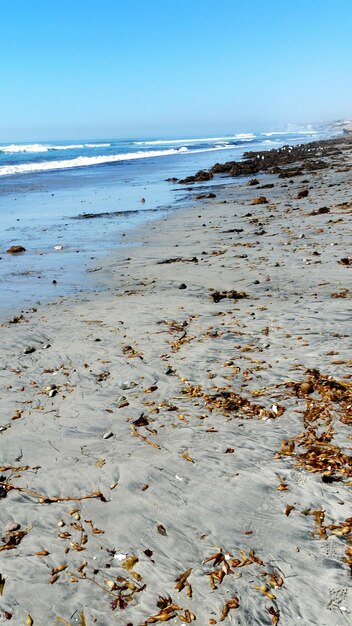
[178,170,214,184]
[247,178,259,186]
[251,196,268,205]
[7,245,26,254]
[309,207,330,215]
[195,192,216,199]
[211,290,248,303]
[23,346,36,355]
[297,189,309,199]
[179,283,187,289]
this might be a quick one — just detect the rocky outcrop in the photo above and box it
[178,136,351,184]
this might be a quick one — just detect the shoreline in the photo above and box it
[0,131,342,320]
[0,135,351,624]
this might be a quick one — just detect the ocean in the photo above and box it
[0,129,337,315]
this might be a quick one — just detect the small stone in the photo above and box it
[23,346,36,355]
[7,245,26,254]
[43,344,51,349]
[48,389,57,397]
[179,283,187,289]
[103,431,114,439]
[45,384,57,392]
[5,522,21,532]
[58,520,65,527]
[250,196,268,205]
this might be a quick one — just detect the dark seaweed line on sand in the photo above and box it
[72,207,169,220]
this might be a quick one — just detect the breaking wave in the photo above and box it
[0,142,111,153]
[134,133,255,145]
[0,147,189,176]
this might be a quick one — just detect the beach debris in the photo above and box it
[0,479,106,504]
[331,288,351,298]
[115,395,129,408]
[25,615,34,626]
[122,555,139,571]
[266,606,280,625]
[211,290,248,303]
[275,369,351,481]
[133,414,149,427]
[285,505,295,516]
[157,257,198,264]
[220,596,240,620]
[309,206,330,215]
[0,525,31,552]
[8,314,26,324]
[183,382,284,420]
[250,196,268,205]
[175,568,192,594]
[122,344,143,358]
[95,370,110,382]
[181,450,194,463]
[131,425,160,449]
[23,346,36,354]
[6,245,26,254]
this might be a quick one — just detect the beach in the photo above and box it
[0,135,351,625]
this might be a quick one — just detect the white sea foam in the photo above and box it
[134,133,255,145]
[0,143,50,153]
[0,147,190,176]
[0,142,111,153]
[262,131,318,137]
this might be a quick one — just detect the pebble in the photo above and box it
[58,520,65,527]
[48,389,58,397]
[43,344,51,349]
[179,283,187,289]
[5,522,21,532]
[103,431,114,439]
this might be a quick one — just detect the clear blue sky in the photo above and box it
[0,0,351,141]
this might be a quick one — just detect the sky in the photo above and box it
[0,0,351,141]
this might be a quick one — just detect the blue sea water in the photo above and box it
[0,129,337,316]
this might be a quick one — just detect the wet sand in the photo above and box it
[0,137,351,625]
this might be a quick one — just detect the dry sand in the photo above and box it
[0,141,351,625]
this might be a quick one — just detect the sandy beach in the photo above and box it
[1,137,351,625]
